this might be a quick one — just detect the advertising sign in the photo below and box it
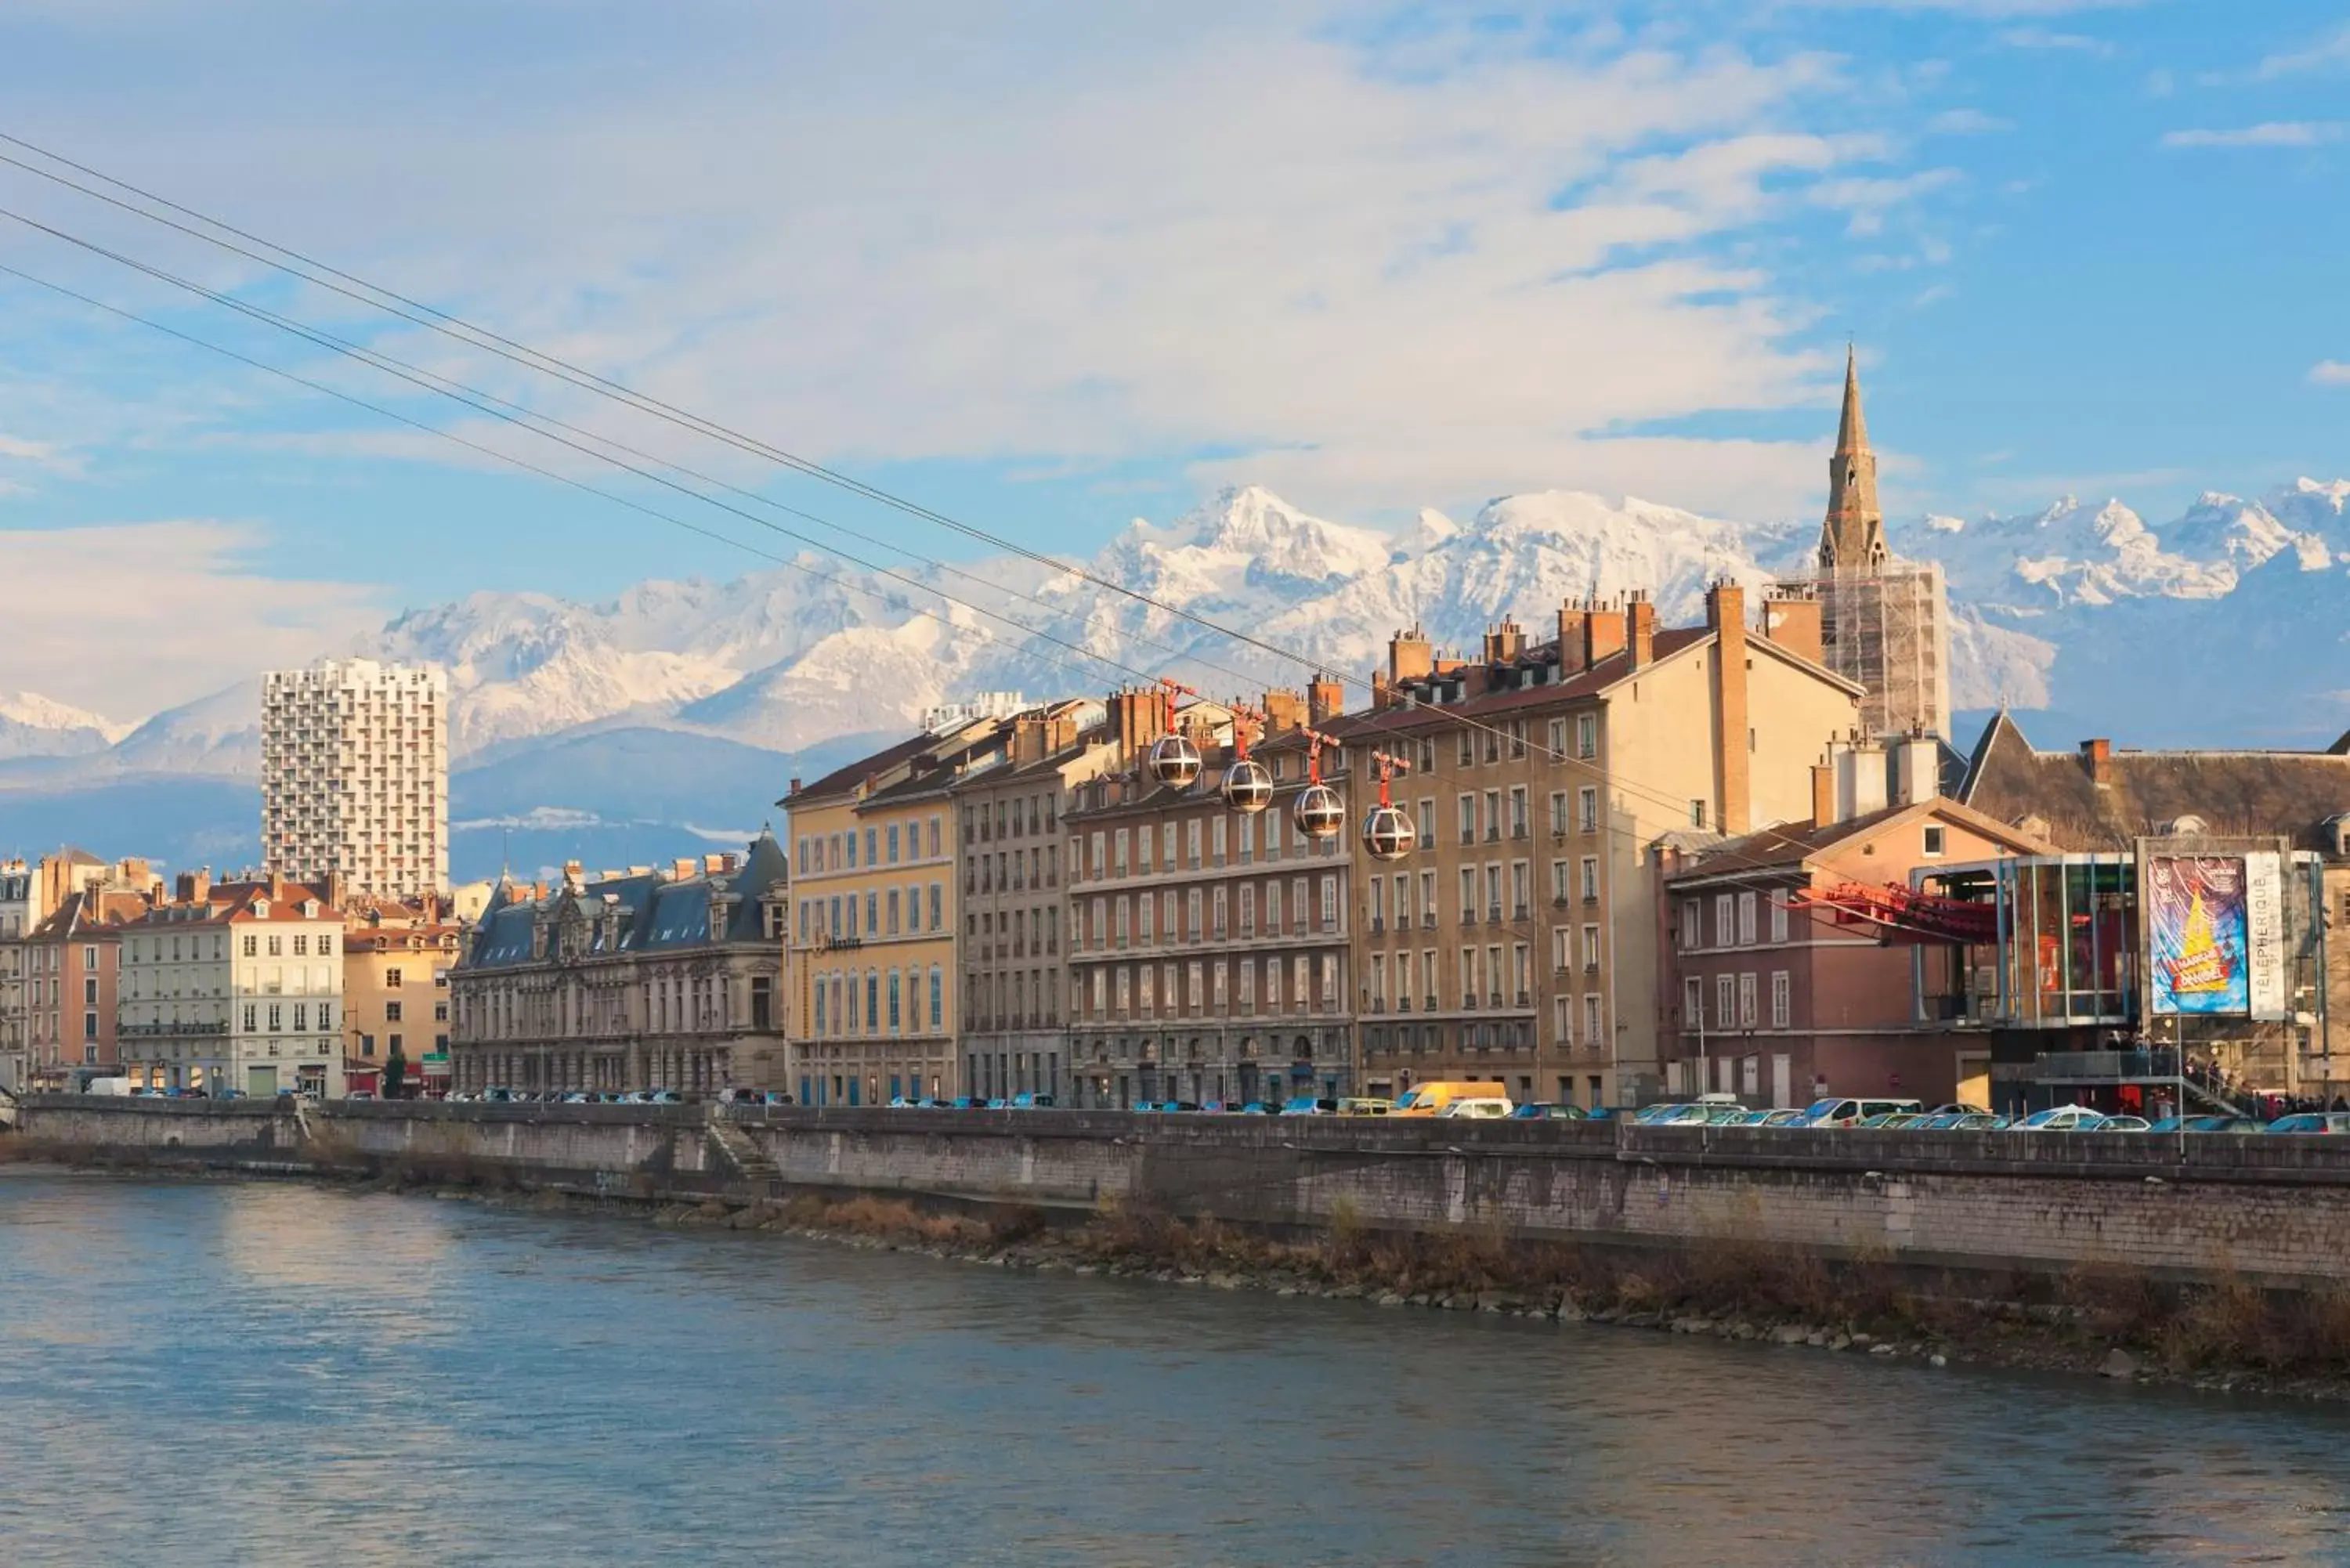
[2243,851,2288,1020]
[2147,855,2250,1017]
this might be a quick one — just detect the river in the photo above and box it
[2,1169,2346,1566]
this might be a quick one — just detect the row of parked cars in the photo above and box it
[450,1088,787,1106]
[1627,1094,2350,1134]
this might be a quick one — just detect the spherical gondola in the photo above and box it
[1361,803,1415,862]
[1147,732,1202,789]
[1292,782,1346,840]
[1219,757,1274,813]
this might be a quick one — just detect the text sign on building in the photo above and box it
[2243,851,2288,1021]
[2147,855,2252,1017]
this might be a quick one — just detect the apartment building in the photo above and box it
[0,857,40,1093]
[1660,751,2049,1109]
[951,699,1115,1102]
[1061,685,1358,1109]
[449,837,789,1095]
[262,658,450,899]
[118,872,349,1098]
[1331,583,1864,1108]
[343,894,465,1094]
[785,722,1000,1106]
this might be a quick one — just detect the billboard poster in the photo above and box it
[2148,855,2250,1017]
[2243,851,2288,1021]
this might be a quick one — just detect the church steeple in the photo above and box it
[1819,344,1887,572]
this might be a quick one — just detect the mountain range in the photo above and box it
[3,479,2345,879]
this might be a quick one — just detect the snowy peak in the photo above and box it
[1159,485,1396,587]
[0,690,134,760]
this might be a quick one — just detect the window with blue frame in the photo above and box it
[866,973,879,1031]
[888,970,902,1031]
[888,824,901,863]
[930,967,943,1030]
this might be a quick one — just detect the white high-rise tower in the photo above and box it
[262,659,450,897]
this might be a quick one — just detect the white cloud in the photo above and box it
[2251,23,2350,81]
[2310,361,2350,386]
[0,521,385,717]
[2161,122,2345,149]
[1998,27,2116,55]
[0,433,55,461]
[0,5,1963,540]
[1927,108,2014,134]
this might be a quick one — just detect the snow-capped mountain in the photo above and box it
[15,476,2350,811]
[0,692,132,759]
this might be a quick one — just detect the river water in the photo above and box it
[2,1169,2347,1567]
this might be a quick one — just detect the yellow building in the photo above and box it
[342,893,462,1095]
[783,719,1003,1105]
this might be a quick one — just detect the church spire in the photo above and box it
[1819,344,1888,573]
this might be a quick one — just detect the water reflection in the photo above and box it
[2,1168,2347,1567]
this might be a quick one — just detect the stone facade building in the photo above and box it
[118,872,347,1098]
[448,836,789,1096]
[1062,686,1358,1109]
[1330,583,1864,1108]
[785,723,997,1106]
[951,699,1113,1103]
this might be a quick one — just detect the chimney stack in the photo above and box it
[1583,598,1626,668]
[1557,602,1591,677]
[1893,733,1940,806]
[1108,686,1172,764]
[2080,738,2113,788]
[1811,762,1837,829]
[1308,673,1343,727]
[1706,582,1749,836]
[1263,688,1306,735]
[1626,593,1657,670]
[1761,586,1823,664]
[1482,618,1526,667]
[1387,627,1434,686]
[267,870,287,903]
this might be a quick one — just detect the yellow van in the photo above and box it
[1391,1081,1512,1118]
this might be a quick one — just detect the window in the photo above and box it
[888,823,902,863]
[932,967,943,1028]
[1684,974,1703,1029]
[1679,900,1700,949]
[1319,875,1338,931]
[1457,794,1475,844]
[888,889,902,935]
[866,891,879,935]
[1583,992,1603,1048]
[267,935,283,957]
[1578,786,1598,834]
[1770,970,1790,1030]
[1737,972,1758,1029]
[385,966,403,988]
[1575,714,1597,759]
[1581,923,1600,972]
[929,883,943,930]
[1737,891,1757,946]
[1770,895,1788,944]
[1923,825,1947,858]
[1549,791,1568,834]
[1113,828,1130,875]
[1580,857,1599,901]
[1714,894,1734,947]
[385,1001,403,1022]
[1509,787,1528,836]
[1457,867,1476,923]
[1715,974,1734,1031]
[1690,799,1707,829]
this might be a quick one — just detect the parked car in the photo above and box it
[645,1089,684,1106]
[2099,1115,2153,1132]
[1855,1111,1922,1129]
[2008,1106,2109,1132]
[951,1096,987,1110]
[1238,1101,1274,1115]
[2265,1112,2350,1135]
[1804,1097,1924,1127]
[1436,1097,1513,1119]
[1745,1108,1812,1127]
[1509,1102,1589,1121]
[1640,1104,1716,1126]
[2146,1115,2261,1133]
[1391,1082,1509,1118]
[1010,1093,1055,1109]
[1278,1097,1340,1116]
[1338,1097,1394,1117]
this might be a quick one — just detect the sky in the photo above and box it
[1,0,2347,721]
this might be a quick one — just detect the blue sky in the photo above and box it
[1,0,2347,717]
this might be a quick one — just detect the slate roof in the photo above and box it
[462,830,789,971]
[1958,710,2350,854]
[1666,797,2051,883]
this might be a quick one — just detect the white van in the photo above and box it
[1803,1097,1922,1127]
[1436,1097,1515,1120]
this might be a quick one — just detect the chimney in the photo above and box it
[2081,738,2113,788]
[1894,734,1940,806]
[175,869,210,905]
[1556,603,1591,677]
[1387,627,1434,687]
[1707,583,1749,836]
[1583,598,1626,668]
[671,858,698,881]
[1044,710,1079,753]
[1013,714,1046,765]
[1811,762,1837,829]
[1835,738,1889,818]
[704,854,725,874]
[1108,686,1172,764]
[323,870,346,913]
[1263,688,1306,736]
[788,777,803,796]
[1626,594,1657,670]
[1761,587,1823,664]
[1482,619,1526,667]
[1308,672,1343,727]
[562,859,584,889]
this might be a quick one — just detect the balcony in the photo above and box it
[1513,903,1530,921]
[1421,912,1437,930]
[1462,994,1479,1010]
[1424,995,1437,1011]
[1369,916,1384,934]
[1484,826,1500,844]
[1510,825,1528,840]
[1461,909,1477,927]
[1489,992,1505,1008]
[1397,997,1412,1012]
[1486,905,1503,923]
[1516,990,1531,1007]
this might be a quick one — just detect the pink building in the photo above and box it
[1658,768,2047,1109]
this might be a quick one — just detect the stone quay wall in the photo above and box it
[20,1098,2350,1289]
